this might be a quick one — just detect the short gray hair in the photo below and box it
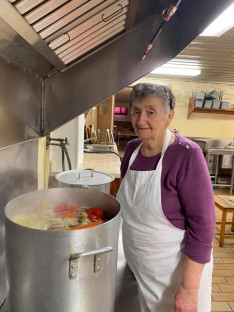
[129,83,175,114]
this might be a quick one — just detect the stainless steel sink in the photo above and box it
[188,138,232,152]
[84,144,115,152]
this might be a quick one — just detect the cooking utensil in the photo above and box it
[5,188,121,312]
[56,169,114,194]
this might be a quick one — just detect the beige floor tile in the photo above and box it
[222,258,234,263]
[225,277,234,284]
[219,284,234,293]
[211,301,232,311]
[213,269,233,277]
[213,277,228,284]
[214,253,234,258]
[215,264,234,269]
[214,258,224,263]
[228,302,234,310]
[212,189,234,311]
[213,247,233,253]
[213,293,234,301]
[212,284,221,292]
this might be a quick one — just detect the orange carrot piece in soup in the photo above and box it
[63,211,76,219]
[59,220,106,231]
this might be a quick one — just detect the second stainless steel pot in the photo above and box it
[55,169,114,194]
[5,188,121,312]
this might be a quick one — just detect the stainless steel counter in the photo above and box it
[206,148,234,195]
[0,221,141,312]
[188,138,234,195]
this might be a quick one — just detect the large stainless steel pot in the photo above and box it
[56,170,114,194]
[5,188,121,312]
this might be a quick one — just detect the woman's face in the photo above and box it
[131,95,174,143]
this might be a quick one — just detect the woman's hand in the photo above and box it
[174,256,205,311]
[174,284,198,312]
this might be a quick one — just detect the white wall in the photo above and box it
[76,115,84,168]
[50,115,84,172]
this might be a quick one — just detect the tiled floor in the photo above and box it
[212,187,234,311]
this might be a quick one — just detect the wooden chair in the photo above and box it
[214,195,234,247]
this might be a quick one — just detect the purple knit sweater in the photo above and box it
[120,134,215,264]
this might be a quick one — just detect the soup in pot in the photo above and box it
[12,200,106,231]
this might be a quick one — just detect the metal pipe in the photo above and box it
[140,0,182,61]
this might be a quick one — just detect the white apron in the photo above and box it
[116,129,213,312]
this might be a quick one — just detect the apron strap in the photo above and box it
[161,129,172,155]
[128,143,142,168]
[128,129,172,169]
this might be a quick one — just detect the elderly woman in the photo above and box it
[116,83,215,312]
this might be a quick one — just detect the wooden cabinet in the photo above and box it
[187,98,234,119]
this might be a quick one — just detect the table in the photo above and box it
[214,195,234,246]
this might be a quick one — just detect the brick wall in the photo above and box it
[133,77,234,139]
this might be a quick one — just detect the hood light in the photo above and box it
[151,66,201,77]
[200,3,234,37]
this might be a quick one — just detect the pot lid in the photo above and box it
[55,170,114,186]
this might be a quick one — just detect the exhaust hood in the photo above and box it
[0,0,233,136]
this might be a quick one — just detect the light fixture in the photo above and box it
[151,63,201,76]
[200,3,234,37]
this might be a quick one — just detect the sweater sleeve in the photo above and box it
[177,144,215,264]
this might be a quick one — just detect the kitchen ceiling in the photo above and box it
[148,26,234,84]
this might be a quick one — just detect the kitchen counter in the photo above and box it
[79,145,121,178]
[207,148,234,155]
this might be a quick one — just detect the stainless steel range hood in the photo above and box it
[0,0,233,136]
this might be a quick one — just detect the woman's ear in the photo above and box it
[166,109,175,127]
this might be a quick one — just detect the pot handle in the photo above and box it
[69,246,113,279]
[76,171,94,179]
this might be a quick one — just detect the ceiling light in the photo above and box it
[151,66,201,76]
[200,3,234,37]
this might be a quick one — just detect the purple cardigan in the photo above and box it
[120,134,215,264]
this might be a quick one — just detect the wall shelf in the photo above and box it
[187,98,234,119]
